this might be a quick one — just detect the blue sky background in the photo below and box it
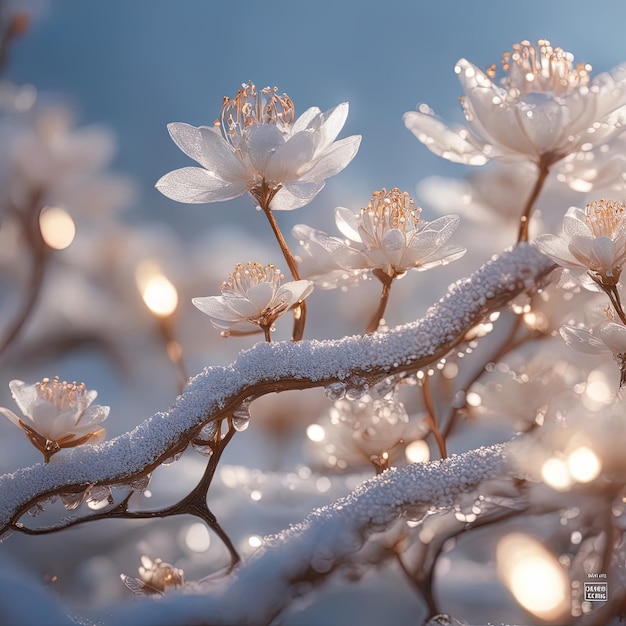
[7,0,626,239]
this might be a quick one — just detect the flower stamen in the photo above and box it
[218,81,295,146]
[499,39,591,97]
[584,199,626,238]
[36,376,88,413]
[361,187,421,240]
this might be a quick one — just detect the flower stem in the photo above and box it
[157,315,188,395]
[366,271,394,333]
[0,191,48,358]
[253,182,307,341]
[421,375,447,459]
[589,273,626,325]
[517,160,551,243]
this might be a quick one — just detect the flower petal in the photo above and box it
[156,167,249,203]
[275,280,314,306]
[167,123,243,174]
[403,107,489,166]
[560,325,609,355]
[192,296,245,322]
[0,406,23,429]
[300,135,361,181]
[335,207,362,242]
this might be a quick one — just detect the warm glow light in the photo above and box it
[567,446,601,483]
[405,439,430,463]
[306,423,325,442]
[466,391,482,407]
[541,457,572,491]
[136,260,178,317]
[184,522,211,552]
[39,206,75,250]
[497,533,570,622]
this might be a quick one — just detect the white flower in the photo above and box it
[121,555,184,596]
[156,82,361,211]
[192,262,313,338]
[295,188,465,286]
[310,395,412,472]
[561,321,626,386]
[535,199,626,285]
[404,39,626,166]
[0,376,109,462]
[557,131,626,193]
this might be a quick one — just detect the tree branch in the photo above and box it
[0,243,555,535]
[108,444,509,626]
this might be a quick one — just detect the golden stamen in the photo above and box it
[498,39,591,96]
[36,376,87,412]
[218,81,294,146]
[361,187,421,235]
[585,199,626,239]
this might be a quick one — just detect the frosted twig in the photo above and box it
[0,243,554,535]
[108,444,509,626]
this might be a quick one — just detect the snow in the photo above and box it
[0,243,553,536]
[109,444,507,626]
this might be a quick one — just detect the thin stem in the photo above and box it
[263,325,272,342]
[0,192,48,358]
[157,315,188,395]
[366,271,394,333]
[421,375,447,459]
[15,424,241,569]
[593,277,626,325]
[252,181,307,341]
[517,159,552,243]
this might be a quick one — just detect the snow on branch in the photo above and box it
[0,243,553,534]
[110,444,508,626]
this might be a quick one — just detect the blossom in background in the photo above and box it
[0,376,109,462]
[557,130,626,194]
[192,262,313,338]
[535,199,626,285]
[294,188,465,285]
[561,320,626,386]
[121,555,184,596]
[309,395,412,472]
[404,40,626,167]
[156,81,361,211]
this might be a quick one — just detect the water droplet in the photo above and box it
[162,451,184,466]
[87,485,113,510]
[192,441,214,457]
[325,382,346,401]
[199,421,219,441]
[371,377,396,399]
[130,474,152,494]
[61,490,87,511]
[232,402,251,432]
[28,503,45,517]
[346,378,369,400]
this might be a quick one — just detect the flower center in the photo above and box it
[222,262,283,297]
[361,188,421,238]
[489,39,591,97]
[218,81,294,147]
[36,376,87,411]
[585,199,626,239]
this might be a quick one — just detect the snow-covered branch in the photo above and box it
[107,444,508,626]
[0,243,553,535]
